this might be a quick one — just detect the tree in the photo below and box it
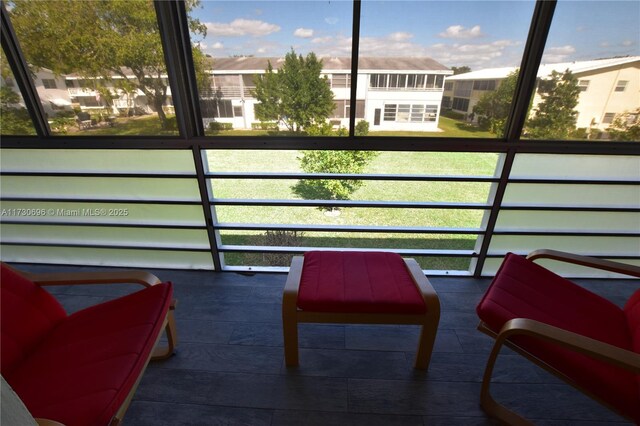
[8,0,209,129]
[253,49,334,132]
[292,121,378,210]
[451,66,471,75]
[607,108,640,141]
[0,86,36,135]
[473,70,518,137]
[525,69,580,140]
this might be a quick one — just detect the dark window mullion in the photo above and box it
[153,0,204,138]
[348,0,361,137]
[474,0,558,277]
[1,4,49,137]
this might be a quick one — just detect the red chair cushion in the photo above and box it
[6,282,173,426]
[477,253,639,422]
[624,288,640,407]
[1,264,66,376]
[297,251,426,314]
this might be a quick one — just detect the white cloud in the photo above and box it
[621,40,634,47]
[311,36,335,45]
[206,19,281,37]
[294,28,314,38]
[542,45,576,63]
[212,42,224,50]
[306,31,523,69]
[389,32,413,42]
[257,47,267,54]
[438,25,483,39]
[600,41,611,48]
[325,17,339,25]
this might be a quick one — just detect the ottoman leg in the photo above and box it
[282,311,299,366]
[283,256,304,367]
[415,320,438,370]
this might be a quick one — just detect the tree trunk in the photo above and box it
[154,97,167,129]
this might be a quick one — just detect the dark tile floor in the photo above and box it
[16,264,637,426]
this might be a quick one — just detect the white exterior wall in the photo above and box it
[34,70,73,117]
[574,64,640,129]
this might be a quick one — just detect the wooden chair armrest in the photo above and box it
[283,256,304,305]
[35,419,66,426]
[23,270,162,288]
[404,258,441,317]
[497,317,640,373]
[526,249,640,278]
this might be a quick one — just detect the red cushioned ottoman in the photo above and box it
[282,251,440,369]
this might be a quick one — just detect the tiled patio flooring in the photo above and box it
[16,263,636,426]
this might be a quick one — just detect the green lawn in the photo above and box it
[208,150,499,270]
[59,115,178,136]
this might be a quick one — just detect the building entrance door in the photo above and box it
[374,108,381,126]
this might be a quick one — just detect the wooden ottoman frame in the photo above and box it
[282,255,440,370]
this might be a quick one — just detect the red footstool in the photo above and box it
[282,251,440,370]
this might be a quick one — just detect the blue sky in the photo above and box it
[190,0,640,70]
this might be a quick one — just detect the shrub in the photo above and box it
[441,110,465,120]
[252,121,279,131]
[208,121,233,131]
[355,120,369,136]
[262,230,305,266]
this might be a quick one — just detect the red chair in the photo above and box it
[476,250,640,425]
[1,263,177,426]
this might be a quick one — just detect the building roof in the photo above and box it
[445,56,640,81]
[207,56,451,73]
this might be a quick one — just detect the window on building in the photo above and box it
[331,74,350,88]
[42,79,57,89]
[383,104,397,121]
[444,81,453,91]
[473,80,496,91]
[454,81,473,98]
[578,80,589,92]
[233,105,243,117]
[76,96,102,107]
[615,80,628,92]
[452,97,470,112]
[200,99,233,118]
[442,96,452,109]
[65,80,75,88]
[602,112,616,124]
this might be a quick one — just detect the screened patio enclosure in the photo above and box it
[1,0,638,277]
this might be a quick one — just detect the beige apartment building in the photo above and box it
[443,56,640,131]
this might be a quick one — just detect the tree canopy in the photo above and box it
[472,70,518,137]
[8,0,208,128]
[451,66,471,75]
[525,69,580,139]
[607,108,640,141]
[253,49,335,132]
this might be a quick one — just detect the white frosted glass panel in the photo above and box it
[1,176,200,201]
[0,201,205,226]
[489,235,639,255]
[482,257,640,279]
[510,154,640,180]
[503,184,639,207]
[0,149,195,174]
[0,246,214,270]
[1,225,210,249]
[495,211,640,232]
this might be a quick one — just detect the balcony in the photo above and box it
[16,261,635,424]
[201,86,255,99]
